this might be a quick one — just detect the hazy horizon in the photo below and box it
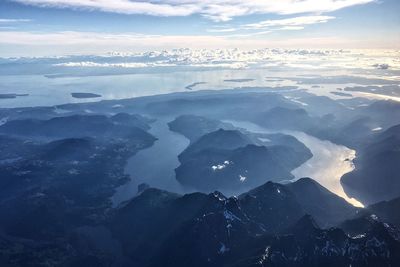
[1,0,399,57]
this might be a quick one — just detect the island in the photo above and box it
[71,92,102,99]
[0,93,29,99]
[185,82,207,90]
[330,91,353,97]
[224,78,255,83]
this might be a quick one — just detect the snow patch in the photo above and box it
[0,117,9,126]
[223,210,242,222]
[112,104,124,109]
[284,96,308,106]
[353,234,366,239]
[370,214,379,220]
[68,169,79,175]
[372,127,382,131]
[239,175,247,182]
[212,160,231,171]
[259,246,270,264]
[218,243,230,254]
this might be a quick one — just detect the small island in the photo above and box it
[71,92,102,99]
[224,78,255,83]
[185,82,207,90]
[0,93,29,99]
[330,91,353,97]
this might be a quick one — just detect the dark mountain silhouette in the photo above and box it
[342,124,400,204]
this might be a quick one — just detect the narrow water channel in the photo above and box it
[112,118,190,206]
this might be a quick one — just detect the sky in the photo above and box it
[0,0,399,56]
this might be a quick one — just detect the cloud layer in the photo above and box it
[3,47,399,73]
[1,30,398,57]
[212,15,336,35]
[12,0,375,21]
[0,30,372,54]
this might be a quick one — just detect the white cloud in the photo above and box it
[2,47,400,74]
[0,31,161,46]
[215,15,335,36]
[11,0,375,21]
[243,16,335,30]
[0,18,32,23]
[280,26,305,31]
[54,61,176,68]
[0,31,398,57]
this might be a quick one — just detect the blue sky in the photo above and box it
[0,0,399,56]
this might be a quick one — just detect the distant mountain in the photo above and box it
[145,92,297,121]
[361,100,400,128]
[298,100,400,150]
[168,115,234,142]
[342,124,400,204]
[0,113,152,141]
[323,116,380,149]
[0,113,156,249]
[255,107,315,131]
[178,129,253,162]
[176,129,312,193]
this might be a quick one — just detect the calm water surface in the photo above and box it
[112,118,189,205]
[225,120,364,207]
